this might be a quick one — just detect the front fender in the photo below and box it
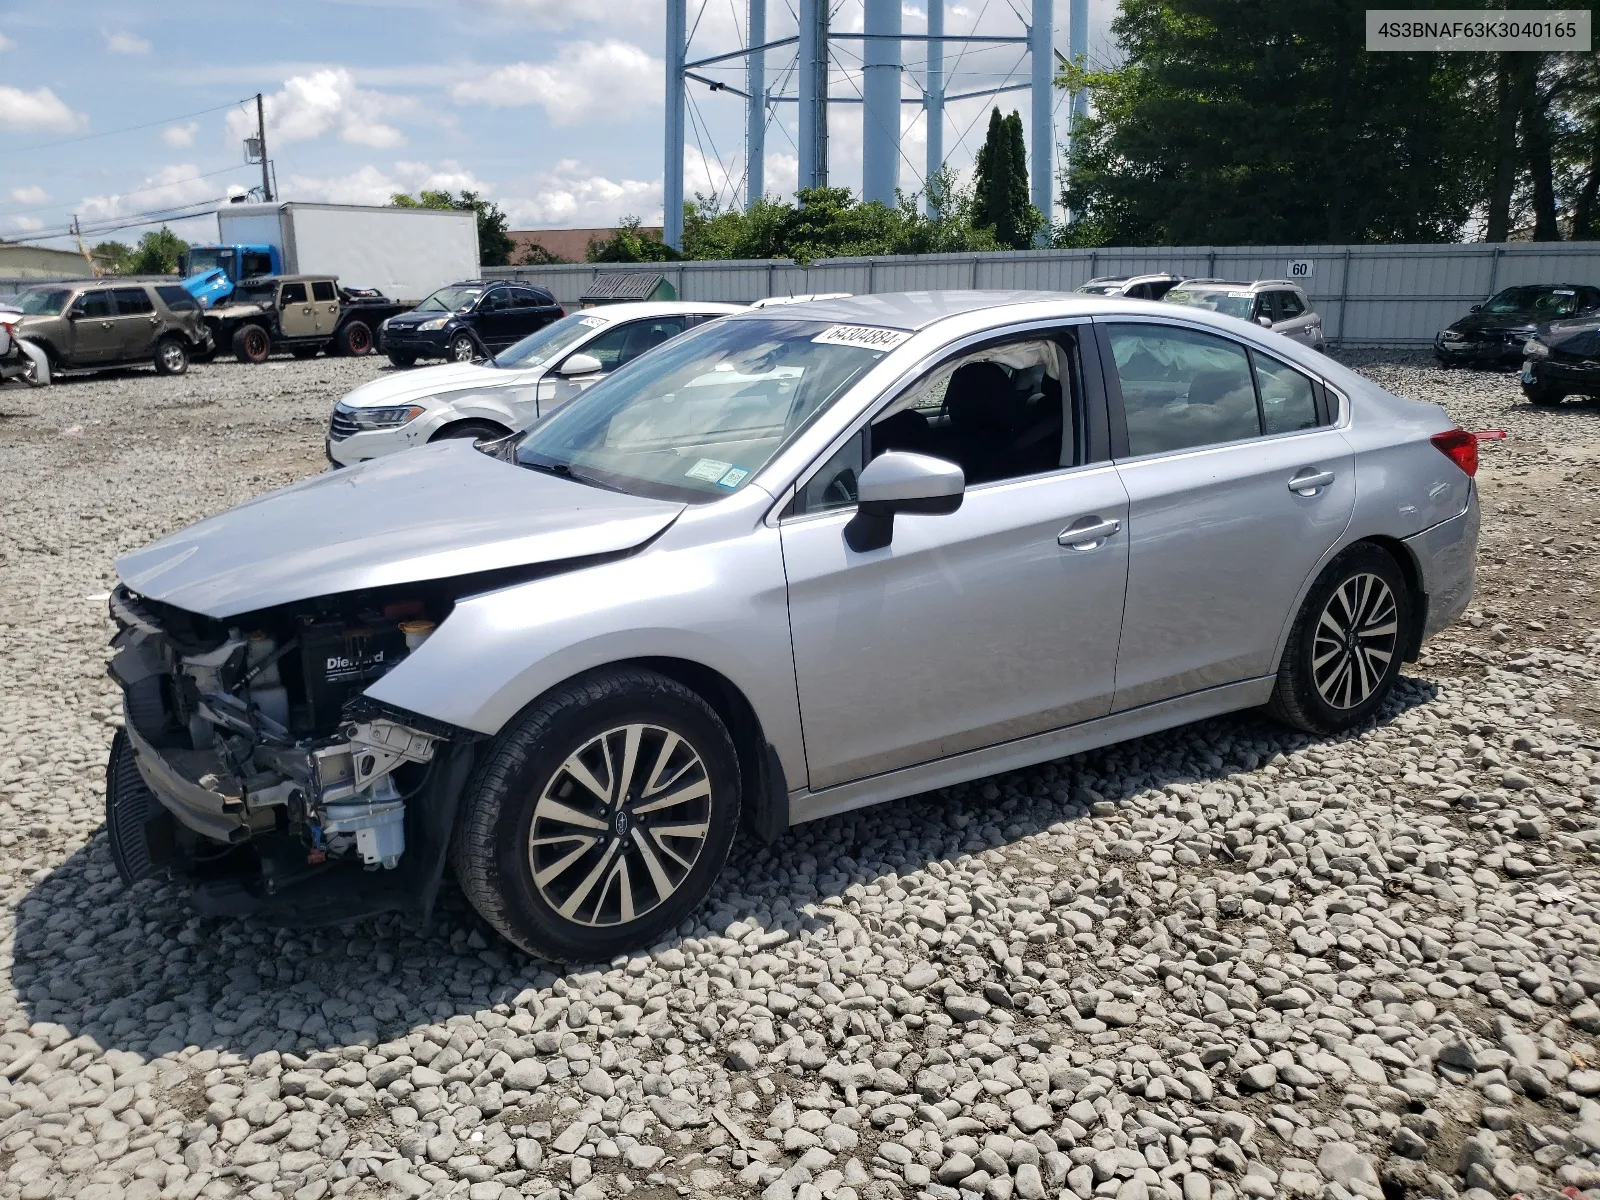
[363,522,807,787]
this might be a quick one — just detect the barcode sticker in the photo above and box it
[812,325,911,351]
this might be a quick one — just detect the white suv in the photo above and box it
[327,300,743,466]
[1075,273,1184,301]
[1163,279,1326,350]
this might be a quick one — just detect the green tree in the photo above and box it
[390,189,515,266]
[585,217,681,262]
[1058,0,1486,246]
[973,109,1041,249]
[92,240,134,274]
[518,242,567,265]
[129,226,186,274]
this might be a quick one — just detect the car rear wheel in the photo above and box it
[387,351,417,368]
[1267,543,1411,735]
[232,325,270,364]
[153,336,189,376]
[338,320,374,356]
[452,668,741,962]
[449,333,479,363]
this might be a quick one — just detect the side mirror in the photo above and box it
[1256,315,1273,328]
[1470,303,1483,313]
[66,307,83,320]
[558,353,603,377]
[844,451,965,553]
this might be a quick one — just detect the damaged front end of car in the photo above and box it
[105,584,479,923]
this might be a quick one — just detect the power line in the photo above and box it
[0,97,253,157]
[11,196,236,245]
[0,163,253,219]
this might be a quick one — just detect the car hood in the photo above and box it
[116,440,685,618]
[387,309,460,326]
[1537,316,1600,357]
[1446,311,1540,335]
[340,361,538,408]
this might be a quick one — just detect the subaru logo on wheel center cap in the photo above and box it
[614,811,629,838]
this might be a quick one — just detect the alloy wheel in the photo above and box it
[452,337,475,362]
[160,343,185,372]
[527,723,712,927]
[1312,572,1399,710]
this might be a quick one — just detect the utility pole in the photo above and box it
[925,0,943,216]
[256,93,272,202]
[665,0,686,248]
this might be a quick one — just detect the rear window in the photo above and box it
[156,285,199,312]
[312,280,337,302]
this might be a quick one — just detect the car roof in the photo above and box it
[575,301,744,319]
[1175,279,1301,292]
[725,290,1079,332]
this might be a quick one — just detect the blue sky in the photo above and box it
[0,0,1117,252]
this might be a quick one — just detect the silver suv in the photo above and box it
[105,292,1475,961]
[1075,273,1184,301]
[1164,279,1326,350]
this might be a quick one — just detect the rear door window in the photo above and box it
[311,280,337,302]
[1106,323,1262,456]
[1251,352,1320,435]
[110,287,154,315]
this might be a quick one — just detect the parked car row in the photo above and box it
[1429,282,1600,407]
[107,288,1483,961]
[1075,274,1327,350]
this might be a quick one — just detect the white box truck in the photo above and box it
[180,202,480,308]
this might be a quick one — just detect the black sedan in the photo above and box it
[1435,284,1600,366]
[380,280,563,367]
[1520,318,1600,406]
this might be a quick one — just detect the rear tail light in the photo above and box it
[1430,428,1506,477]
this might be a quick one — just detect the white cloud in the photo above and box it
[500,158,661,227]
[162,121,198,148]
[281,160,493,206]
[10,185,48,205]
[8,216,43,234]
[225,69,408,149]
[475,0,637,29]
[105,30,152,55]
[0,33,13,51]
[77,164,248,224]
[450,41,662,126]
[0,86,83,133]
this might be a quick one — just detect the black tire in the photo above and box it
[430,420,510,445]
[290,346,320,360]
[387,351,417,368]
[153,336,189,376]
[449,332,480,363]
[1525,382,1567,407]
[338,320,374,357]
[106,730,176,886]
[1268,543,1412,736]
[232,324,271,364]
[452,668,741,962]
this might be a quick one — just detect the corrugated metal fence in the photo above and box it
[484,241,1600,347]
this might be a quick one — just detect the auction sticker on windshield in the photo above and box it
[686,458,734,482]
[717,467,749,488]
[812,325,911,351]
[579,316,607,328]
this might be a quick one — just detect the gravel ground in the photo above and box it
[2,351,1600,1200]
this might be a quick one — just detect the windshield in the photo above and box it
[494,311,605,368]
[1076,284,1122,295]
[11,288,70,315]
[1163,288,1255,320]
[233,282,277,307]
[514,317,900,502]
[418,286,483,313]
[1484,286,1579,317]
[184,248,227,277]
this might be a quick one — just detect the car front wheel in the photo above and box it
[1267,543,1411,735]
[449,333,479,363]
[452,668,741,962]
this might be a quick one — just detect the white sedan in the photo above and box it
[326,300,743,466]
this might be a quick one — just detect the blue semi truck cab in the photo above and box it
[178,244,282,309]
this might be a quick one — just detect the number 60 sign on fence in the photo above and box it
[1287,260,1314,279]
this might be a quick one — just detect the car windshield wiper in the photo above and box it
[519,457,628,494]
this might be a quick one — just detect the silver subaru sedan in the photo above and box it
[105,292,1480,962]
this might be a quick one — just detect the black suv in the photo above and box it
[378,280,563,367]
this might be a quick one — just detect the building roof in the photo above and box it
[581,272,671,302]
[509,226,665,264]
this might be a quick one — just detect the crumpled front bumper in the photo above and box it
[122,713,257,844]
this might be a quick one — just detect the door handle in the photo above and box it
[100,321,113,328]
[1289,468,1335,495]
[1058,516,1121,550]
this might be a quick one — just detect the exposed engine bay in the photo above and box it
[107,583,475,916]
